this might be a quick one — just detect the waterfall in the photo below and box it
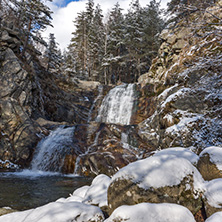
[96,84,135,125]
[31,126,80,173]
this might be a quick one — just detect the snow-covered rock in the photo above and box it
[105,203,196,222]
[83,174,111,207]
[0,202,104,222]
[205,212,222,222]
[108,155,205,214]
[204,178,222,217]
[197,146,222,180]
[153,147,199,165]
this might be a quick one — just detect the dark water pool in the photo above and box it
[0,169,92,211]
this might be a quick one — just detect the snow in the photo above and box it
[165,110,203,136]
[104,203,196,222]
[0,159,19,169]
[0,202,104,222]
[205,178,222,208]
[82,174,111,207]
[153,147,199,165]
[161,87,191,108]
[73,185,90,198]
[205,212,222,222]
[199,146,222,170]
[158,83,178,100]
[111,155,205,193]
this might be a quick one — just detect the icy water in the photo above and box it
[0,170,92,211]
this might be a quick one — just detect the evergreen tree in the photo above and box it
[103,2,125,84]
[44,33,62,73]
[142,0,164,65]
[124,0,144,82]
[70,11,88,79]
[7,0,53,55]
[89,4,105,82]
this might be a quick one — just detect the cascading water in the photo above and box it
[96,84,135,125]
[31,126,80,173]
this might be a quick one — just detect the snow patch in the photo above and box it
[82,174,111,207]
[205,178,222,208]
[161,87,191,108]
[153,147,199,165]
[105,203,196,222]
[199,146,222,171]
[205,212,222,222]
[0,202,104,222]
[111,155,205,193]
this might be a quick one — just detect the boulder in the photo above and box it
[197,146,222,180]
[108,155,205,215]
[204,179,222,217]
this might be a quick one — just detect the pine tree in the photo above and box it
[44,33,62,73]
[142,0,164,65]
[103,2,125,84]
[124,0,144,82]
[70,11,88,79]
[7,0,53,56]
[89,4,105,82]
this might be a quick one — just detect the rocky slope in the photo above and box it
[137,2,222,153]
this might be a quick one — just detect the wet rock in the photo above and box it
[74,123,150,177]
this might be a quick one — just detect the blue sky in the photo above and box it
[54,0,79,7]
[44,0,170,50]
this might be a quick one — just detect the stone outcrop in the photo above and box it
[69,122,150,176]
[137,2,222,152]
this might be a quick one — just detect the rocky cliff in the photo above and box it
[0,21,103,168]
[137,2,222,153]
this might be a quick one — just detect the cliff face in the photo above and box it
[137,1,222,153]
[0,22,101,168]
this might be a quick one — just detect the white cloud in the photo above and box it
[43,0,170,50]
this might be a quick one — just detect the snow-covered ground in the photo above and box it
[1,147,222,222]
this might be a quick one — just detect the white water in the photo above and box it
[31,126,78,173]
[96,84,135,125]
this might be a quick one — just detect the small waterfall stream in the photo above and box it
[96,84,135,125]
[31,126,80,173]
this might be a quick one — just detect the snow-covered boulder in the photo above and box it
[197,146,222,180]
[204,178,222,217]
[82,174,111,208]
[0,202,104,222]
[60,175,110,209]
[108,155,205,214]
[153,147,199,165]
[105,203,196,222]
[205,212,222,222]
